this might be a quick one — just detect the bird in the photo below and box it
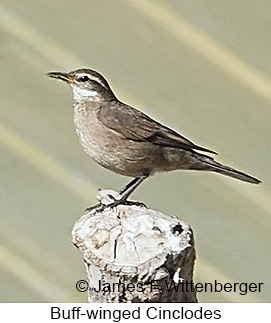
[47,68,261,207]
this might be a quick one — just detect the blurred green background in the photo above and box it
[0,0,270,302]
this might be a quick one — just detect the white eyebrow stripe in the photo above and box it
[91,76,107,88]
[77,73,107,88]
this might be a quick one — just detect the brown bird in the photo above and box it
[48,69,261,207]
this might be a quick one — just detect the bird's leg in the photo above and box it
[120,174,148,201]
[119,177,141,195]
[95,174,148,212]
[84,179,138,213]
[107,174,148,208]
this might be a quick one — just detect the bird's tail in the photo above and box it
[198,155,261,184]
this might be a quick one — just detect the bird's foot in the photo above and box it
[84,203,101,213]
[121,200,147,208]
[84,190,120,213]
[95,195,147,213]
[84,189,147,213]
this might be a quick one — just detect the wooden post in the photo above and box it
[72,190,197,303]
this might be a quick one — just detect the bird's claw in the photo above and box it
[85,195,147,214]
[122,200,147,208]
[84,203,101,213]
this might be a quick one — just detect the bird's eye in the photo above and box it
[78,75,89,82]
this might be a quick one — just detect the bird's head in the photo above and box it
[47,69,116,102]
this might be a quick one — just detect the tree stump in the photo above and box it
[72,190,197,303]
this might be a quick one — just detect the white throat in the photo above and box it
[71,85,98,101]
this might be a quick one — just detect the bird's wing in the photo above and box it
[97,103,216,154]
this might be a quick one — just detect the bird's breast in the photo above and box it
[74,103,112,161]
[73,103,138,175]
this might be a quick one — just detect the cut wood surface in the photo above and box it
[72,190,197,302]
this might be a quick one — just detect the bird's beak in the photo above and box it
[47,72,74,84]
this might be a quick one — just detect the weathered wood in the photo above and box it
[72,190,197,303]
